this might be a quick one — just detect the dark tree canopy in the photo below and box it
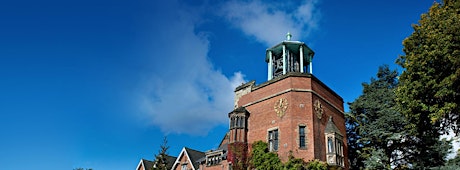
[347,65,413,169]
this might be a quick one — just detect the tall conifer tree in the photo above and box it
[347,65,412,169]
[153,137,170,170]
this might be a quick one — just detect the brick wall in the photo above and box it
[235,74,348,169]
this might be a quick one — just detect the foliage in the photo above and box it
[229,142,248,170]
[284,152,307,170]
[153,137,170,170]
[363,149,388,170]
[250,141,327,170]
[446,149,460,166]
[345,110,364,169]
[250,141,283,170]
[346,65,413,169]
[396,0,459,168]
[396,0,460,134]
[425,147,460,169]
[305,159,327,170]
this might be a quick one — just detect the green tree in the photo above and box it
[283,152,307,170]
[426,147,460,169]
[447,149,460,166]
[305,159,327,170]
[396,0,460,134]
[346,65,412,169]
[346,110,365,169]
[396,0,459,168]
[153,137,170,170]
[250,141,282,170]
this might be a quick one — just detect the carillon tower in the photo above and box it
[229,33,348,169]
[266,32,315,80]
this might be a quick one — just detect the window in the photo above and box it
[268,129,279,151]
[230,117,234,128]
[299,126,306,148]
[207,155,222,166]
[327,137,334,153]
[336,139,344,166]
[326,136,344,167]
[181,164,187,170]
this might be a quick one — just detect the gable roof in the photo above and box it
[163,155,177,169]
[185,147,205,169]
[136,154,177,170]
[218,132,229,149]
[136,158,154,170]
[325,116,343,136]
[172,147,205,170]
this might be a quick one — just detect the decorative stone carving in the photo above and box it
[314,99,323,119]
[274,98,288,118]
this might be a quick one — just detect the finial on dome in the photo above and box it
[286,32,292,41]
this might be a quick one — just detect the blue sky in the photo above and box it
[0,0,435,169]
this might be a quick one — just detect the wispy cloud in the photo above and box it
[139,2,245,135]
[139,0,319,135]
[220,0,320,46]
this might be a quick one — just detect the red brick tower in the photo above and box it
[230,33,348,169]
[227,107,249,169]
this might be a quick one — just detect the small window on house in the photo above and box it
[299,126,306,148]
[268,129,279,151]
[181,163,187,170]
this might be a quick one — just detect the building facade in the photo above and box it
[137,35,348,170]
[228,34,348,169]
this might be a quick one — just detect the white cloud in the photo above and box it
[138,0,319,135]
[220,0,320,46]
[139,2,246,135]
